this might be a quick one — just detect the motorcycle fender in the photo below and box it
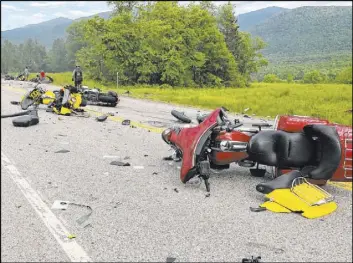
[71,93,82,109]
[42,90,56,105]
[263,189,337,219]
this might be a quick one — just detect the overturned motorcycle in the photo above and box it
[20,82,87,116]
[79,86,120,107]
[162,107,352,218]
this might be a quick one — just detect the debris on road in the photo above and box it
[96,115,108,122]
[51,200,70,210]
[242,256,261,263]
[122,119,131,125]
[152,172,158,175]
[144,154,148,157]
[67,234,76,239]
[243,114,250,118]
[110,161,131,166]
[124,156,130,160]
[51,200,93,226]
[55,149,70,153]
[205,193,210,198]
[10,101,20,105]
[163,156,173,161]
[173,188,179,193]
[166,257,176,263]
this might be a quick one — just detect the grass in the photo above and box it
[30,72,353,125]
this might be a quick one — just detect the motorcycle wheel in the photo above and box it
[171,110,192,123]
[107,91,118,97]
[80,99,87,107]
[98,95,117,104]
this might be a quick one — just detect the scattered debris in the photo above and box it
[130,125,136,128]
[51,200,70,210]
[123,156,130,160]
[205,193,210,198]
[163,156,173,161]
[10,101,20,105]
[96,115,108,122]
[242,256,261,263]
[110,161,131,166]
[166,257,176,263]
[173,188,179,193]
[46,108,54,112]
[16,205,22,208]
[58,134,67,137]
[122,119,131,125]
[152,172,158,175]
[107,112,115,116]
[51,200,93,226]
[55,149,70,153]
[67,234,76,239]
[243,114,250,118]
[144,154,148,157]
[250,207,267,212]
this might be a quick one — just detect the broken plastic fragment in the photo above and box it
[55,149,70,153]
[110,161,130,166]
[96,115,108,122]
[122,119,130,125]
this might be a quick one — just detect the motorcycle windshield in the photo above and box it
[176,108,226,183]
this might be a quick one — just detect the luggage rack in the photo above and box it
[343,131,352,179]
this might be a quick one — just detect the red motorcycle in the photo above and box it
[162,107,352,192]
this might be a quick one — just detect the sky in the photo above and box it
[1,1,352,31]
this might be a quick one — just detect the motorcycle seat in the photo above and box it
[256,170,302,194]
[247,124,341,180]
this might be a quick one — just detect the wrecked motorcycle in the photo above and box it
[51,85,87,116]
[79,86,120,107]
[20,82,57,110]
[162,107,352,192]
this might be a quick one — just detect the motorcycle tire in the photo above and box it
[80,99,87,107]
[98,95,117,104]
[171,110,192,123]
[107,91,118,97]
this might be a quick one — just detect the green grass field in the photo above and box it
[30,72,352,125]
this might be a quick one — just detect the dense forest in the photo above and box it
[1,1,352,86]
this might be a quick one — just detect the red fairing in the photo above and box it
[169,108,221,183]
[275,115,329,132]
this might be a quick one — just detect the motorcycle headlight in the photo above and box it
[162,128,172,143]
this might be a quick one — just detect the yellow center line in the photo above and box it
[3,85,352,192]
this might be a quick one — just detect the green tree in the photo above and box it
[263,73,280,83]
[303,70,327,84]
[335,66,352,84]
[287,73,294,83]
[48,38,69,72]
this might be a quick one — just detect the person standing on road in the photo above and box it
[24,67,29,81]
[39,70,46,81]
[72,65,83,88]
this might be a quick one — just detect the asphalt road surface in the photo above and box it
[1,80,352,262]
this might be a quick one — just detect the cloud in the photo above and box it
[30,1,67,7]
[1,4,25,11]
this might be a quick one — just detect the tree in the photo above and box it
[303,70,327,84]
[335,66,352,84]
[287,73,294,83]
[263,74,280,83]
[48,38,69,72]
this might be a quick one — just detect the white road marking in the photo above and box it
[1,152,92,262]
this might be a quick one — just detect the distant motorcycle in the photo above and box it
[79,86,120,107]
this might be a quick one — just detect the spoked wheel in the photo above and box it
[171,110,192,123]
